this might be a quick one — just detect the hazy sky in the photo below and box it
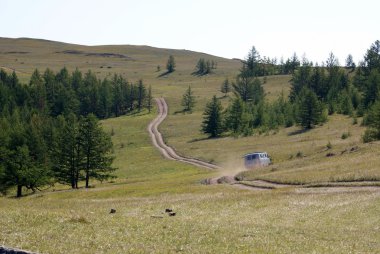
[2,0,379,64]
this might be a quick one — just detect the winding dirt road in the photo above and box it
[148,98,220,170]
[148,98,380,191]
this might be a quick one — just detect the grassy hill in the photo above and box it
[0,38,379,253]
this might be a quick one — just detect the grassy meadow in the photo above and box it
[0,38,380,253]
[1,110,379,254]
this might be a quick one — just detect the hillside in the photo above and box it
[0,37,240,83]
[0,37,379,253]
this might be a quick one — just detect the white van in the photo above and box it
[244,152,271,169]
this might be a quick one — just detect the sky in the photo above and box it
[2,0,379,64]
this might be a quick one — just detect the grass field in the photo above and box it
[1,38,380,253]
[1,111,379,254]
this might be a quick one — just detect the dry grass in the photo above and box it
[1,185,379,253]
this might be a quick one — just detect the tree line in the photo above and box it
[0,68,152,197]
[0,67,151,120]
[201,40,380,140]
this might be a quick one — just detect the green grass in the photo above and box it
[1,184,379,253]
[1,111,379,254]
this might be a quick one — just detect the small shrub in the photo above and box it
[326,141,332,150]
[120,143,125,148]
[341,132,351,139]
[234,173,245,181]
[363,129,378,143]
[111,127,115,136]
[296,151,304,158]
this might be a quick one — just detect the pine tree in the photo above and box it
[296,87,325,129]
[52,114,115,188]
[98,78,112,119]
[225,97,244,134]
[289,64,312,102]
[146,85,153,113]
[363,100,380,142]
[201,96,224,137]
[297,88,324,129]
[345,54,356,73]
[166,55,176,73]
[52,113,82,189]
[233,73,264,104]
[0,111,51,197]
[363,70,380,107]
[220,78,231,97]
[245,46,261,76]
[29,69,47,113]
[111,74,123,117]
[137,80,146,112]
[196,58,206,74]
[181,86,196,112]
[79,114,115,188]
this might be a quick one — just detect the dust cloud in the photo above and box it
[217,156,247,178]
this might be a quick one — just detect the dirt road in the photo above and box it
[148,98,380,191]
[148,98,220,170]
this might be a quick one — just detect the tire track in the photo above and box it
[148,98,220,170]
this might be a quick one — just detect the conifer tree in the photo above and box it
[233,73,264,104]
[52,113,82,189]
[166,55,176,73]
[296,87,325,129]
[225,97,244,134]
[137,80,146,112]
[147,85,153,113]
[363,100,380,142]
[79,114,115,188]
[201,96,224,137]
[220,78,231,97]
[345,54,356,73]
[0,111,51,197]
[196,58,206,74]
[181,86,196,112]
[29,69,47,113]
